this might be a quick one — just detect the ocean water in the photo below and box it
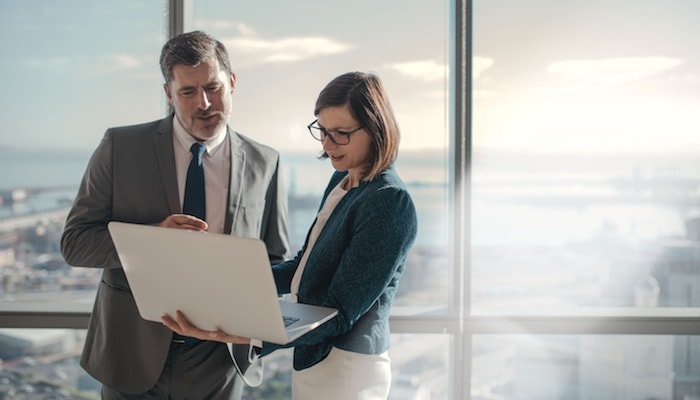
[3,147,698,250]
[0,148,449,250]
[2,147,699,310]
[0,148,91,189]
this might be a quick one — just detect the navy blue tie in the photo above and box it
[183,143,206,221]
[178,142,205,346]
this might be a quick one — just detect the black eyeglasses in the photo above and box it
[307,119,363,145]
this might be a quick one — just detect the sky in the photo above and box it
[0,0,447,152]
[0,0,698,156]
[473,0,700,155]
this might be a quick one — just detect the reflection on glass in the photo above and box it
[242,334,449,400]
[193,0,450,314]
[0,329,99,398]
[472,335,700,400]
[472,0,700,312]
[0,1,165,306]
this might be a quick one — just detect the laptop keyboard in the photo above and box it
[283,315,300,327]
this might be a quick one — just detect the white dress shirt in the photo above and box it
[172,116,230,234]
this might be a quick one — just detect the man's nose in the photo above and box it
[196,90,211,110]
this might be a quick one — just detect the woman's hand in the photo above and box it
[161,310,251,345]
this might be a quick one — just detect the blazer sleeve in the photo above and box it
[261,185,418,354]
[271,250,303,295]
[60,130,121,269]
[260,156,291,264]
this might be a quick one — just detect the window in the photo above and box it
[192,2,452,397]
[472,0,700,314]
[0,1,164,394]
[469,0,700,398]
[0,328,99,397]
[192,0,451,315]
[472,335,700,399]
[0,0,165,306]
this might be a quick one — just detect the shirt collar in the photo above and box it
[172,114,227,158]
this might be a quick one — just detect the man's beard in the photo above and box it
[190,112,226,138]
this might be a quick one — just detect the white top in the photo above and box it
[172,116,229,234]
[289,176,349,302]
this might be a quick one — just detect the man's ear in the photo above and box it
[164,83,173,104]
[230,73,237,92]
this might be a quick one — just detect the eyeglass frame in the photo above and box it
[307,119,363,145]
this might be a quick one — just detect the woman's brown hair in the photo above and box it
[315,72,399,182]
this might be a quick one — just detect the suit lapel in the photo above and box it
[224,129,246,234]
[154,114,180,215]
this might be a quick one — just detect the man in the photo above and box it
[61,30,290,399]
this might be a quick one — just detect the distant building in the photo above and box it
[0,248,14,269]
[0,329,76,360]
[652,217,700,399]
[579,336,674,400]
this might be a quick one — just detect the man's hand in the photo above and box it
[162,310,251,345]
[159,214,208,232]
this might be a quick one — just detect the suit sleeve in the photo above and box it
[60,130,121,269]
[271,250,303,294]
[261,186,418,355]
[260,156,291,264]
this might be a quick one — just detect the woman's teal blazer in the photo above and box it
[261,167,418,371]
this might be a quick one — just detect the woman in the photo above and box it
[164,71,417,399]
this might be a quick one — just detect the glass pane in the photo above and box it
[472,0,700,313]
[0,328,100,398]
[193,0,450,314]
[472,335,700,400]
[242,334,450,400]
[0,1,166,307]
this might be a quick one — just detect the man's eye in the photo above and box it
[179,89,196,97]
[205,85,222,92]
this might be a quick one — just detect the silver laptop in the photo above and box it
[107,221,337,344]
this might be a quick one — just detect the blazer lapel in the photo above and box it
[224,128,246,234]
[154,114,180,215]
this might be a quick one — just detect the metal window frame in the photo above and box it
[1,1,699,399]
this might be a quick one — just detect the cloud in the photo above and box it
[682,73,700,84]
[547,57,683,84]
[227,36,350,64]
[26,56,71,68]
[195,20,258,36]
[473,56,494,80]
[109,53,142,70]
[25,53,147,75]
[211,22,351,66]
[388,60,445,82]
[388,57,494,83]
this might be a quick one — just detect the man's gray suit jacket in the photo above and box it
[61,114,290,394]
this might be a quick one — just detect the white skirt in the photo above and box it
[292,347,391,400]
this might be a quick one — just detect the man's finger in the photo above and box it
[174,215,207,230]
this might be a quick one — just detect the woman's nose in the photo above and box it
[322,135,337,151]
